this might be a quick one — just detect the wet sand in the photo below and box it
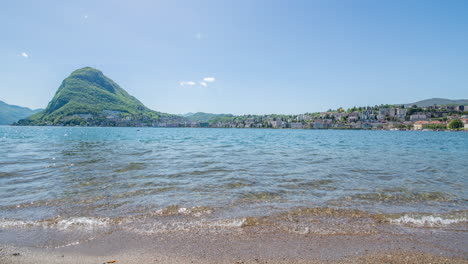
[1,223,467,264]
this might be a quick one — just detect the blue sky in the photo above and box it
[1,0,467,114]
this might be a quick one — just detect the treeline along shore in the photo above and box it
[16,104,468,131]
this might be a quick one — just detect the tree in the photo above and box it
[447,119,463,129]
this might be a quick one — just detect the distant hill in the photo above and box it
[183,112,233,122]
[404,98,468,107]
[17,67,184,126]
[0,100,42,125]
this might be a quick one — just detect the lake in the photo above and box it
[0,127,466,248]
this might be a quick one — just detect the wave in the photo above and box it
[152,205,213,217]
[2,208,466,237]
[55,217,110,230]
[0,219,33,229]
[0,217,111,230]
[388,214,467,227]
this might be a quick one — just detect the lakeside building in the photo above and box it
[360,109,374,121]
[410,113,428,121]
[290,122,303,129]
[395,108,407,120]
[461,119,468,130]
[413,120,445,130]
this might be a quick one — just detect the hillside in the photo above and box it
[405,98,468,107]
[183,112,233,122]
[16,67,184,126]
[0,100,42,125]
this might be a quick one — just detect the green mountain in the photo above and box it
[183,112,233,122]
[405,98,468,107]
[17,67,184,126]
[0,100,42,125]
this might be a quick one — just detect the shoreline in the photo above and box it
[1,213,467,264]
[1,227,467,264]
[5,124,467,132]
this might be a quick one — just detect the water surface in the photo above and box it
[0,127,466,245]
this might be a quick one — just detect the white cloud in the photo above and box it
[84,14,88,19]
[203,77,215,83]
[196,33,202,40]
[20,52,29,58]
[180,77,215,88]
[180,81,196,87]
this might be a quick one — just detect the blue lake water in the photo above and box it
[0,127,467,238]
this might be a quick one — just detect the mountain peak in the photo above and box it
[17,67,183,126]
[71,66,102,73]
[68,67,105,81]
[62,67,116,94]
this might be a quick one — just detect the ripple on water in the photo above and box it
[222,178,255,189]
[0,127,467,235]
[0,172,20,178]
[113,162,146,173]
[239,191,285,202]
[111,187,177,199]
[344,189,454,204]
[279,179,336,190]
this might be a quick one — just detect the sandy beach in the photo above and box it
[1,218,467,264]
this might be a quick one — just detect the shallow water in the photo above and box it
[0,126,467,245]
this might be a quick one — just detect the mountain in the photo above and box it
[17,67,184,126]
[404,98,468,107]
[183,112,233,122]
[0,100,42,125]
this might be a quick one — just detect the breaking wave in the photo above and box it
[388,214,467,227]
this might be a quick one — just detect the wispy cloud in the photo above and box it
[180,77,215,88]
[180,81,196,87]
[84,14,88,19]
[20,52,29,58]
[196,33,202,40]
[203,77,215,83]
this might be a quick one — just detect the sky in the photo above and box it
[1,0,467,115]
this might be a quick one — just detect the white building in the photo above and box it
[409,113,427,121]
[360,110,374,120]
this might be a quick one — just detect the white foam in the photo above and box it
[0,219,33,228]
[56,217,109,230]
[389,214,467,226]
[178,207,188,214]
[153,206,212,217]
[53,241,81,248]
[0,217,109,230]
[124,220,204,234]
[209,218,247,228]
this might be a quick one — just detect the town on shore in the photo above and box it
[34,104,468,131]
[179,104,468,131]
